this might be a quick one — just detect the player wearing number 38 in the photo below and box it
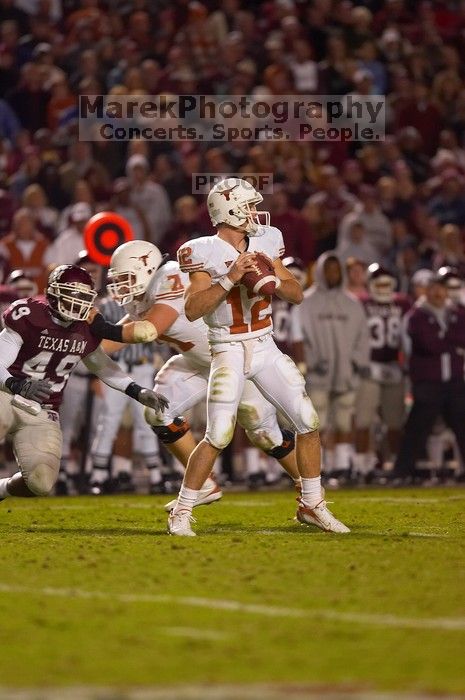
[169,177,350,536]
[0,264,168,501]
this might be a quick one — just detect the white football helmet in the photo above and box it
[107,240,164,304]
[207,177,270,236]
[368,263,397,303]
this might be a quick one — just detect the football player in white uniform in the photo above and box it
[88,240,301,506]
[168,178,350,536]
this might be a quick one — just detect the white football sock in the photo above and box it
[334,442,352,471]
[244,447,261,475]
[0,477,10,499]
[301,476,322,508]
[148,466,162,485]
[174,485,199,513]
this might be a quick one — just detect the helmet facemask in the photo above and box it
[241,198,270,236]
[107,269,147,305]
[47,281,97,321]
[370,277,396,303]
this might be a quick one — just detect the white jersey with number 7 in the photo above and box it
[177,225,285,343]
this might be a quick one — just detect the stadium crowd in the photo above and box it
[1,0,465,493]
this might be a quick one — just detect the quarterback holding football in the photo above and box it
[168,177,350,536]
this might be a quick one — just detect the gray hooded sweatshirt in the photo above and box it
[295,251,370,392]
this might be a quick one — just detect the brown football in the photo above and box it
[241,252,276,296]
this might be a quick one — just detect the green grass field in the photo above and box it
[0,487,464,699]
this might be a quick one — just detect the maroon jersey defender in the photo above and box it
[0,264,168,501]
[3,297,100,411]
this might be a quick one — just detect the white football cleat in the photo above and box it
[164,479,222,512]
[168,509,197,537]
[296,498,350,534]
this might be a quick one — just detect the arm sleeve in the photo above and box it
[82,346,133,392]
[0,327,23,388]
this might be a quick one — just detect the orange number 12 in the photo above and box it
[226,287,271,335]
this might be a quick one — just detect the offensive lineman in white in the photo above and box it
[90,239,302,506]
[169,178,350,536]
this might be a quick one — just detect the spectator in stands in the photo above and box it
[57,179,96,233]
[267,187,315,266]
[393,274,465,483]
[345,257,367,299]
[0,99,20,144]
[163,146,201,204]
[8,144,42,201]
[338,184,392,258]
[6,62,49,133]
[160,195,201,259]
[110,177,149,242]
[126,154,171,244]
[336,219,378,265]
[304,165,357,255]
[432,223,465,277]
[21,183,57,240]
[428,170,465,226]
[0,207,49,291]
[44,201,91,267]
[0,185,15,236]
[59,142,107,198]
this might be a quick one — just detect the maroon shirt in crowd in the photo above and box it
[405,300,465,383]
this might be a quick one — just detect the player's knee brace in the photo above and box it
[265,429,295,459]
[26,460,58,496]
[151,416,190,444]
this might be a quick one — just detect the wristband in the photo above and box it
[5,376,24,394]
[217,275,234,292]
[125,381,142,400]
[89,313,124,342]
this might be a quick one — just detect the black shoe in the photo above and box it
[114,471,135,494]
[88,478,114,495]
[247,472,267,490]
[55,478,69,496]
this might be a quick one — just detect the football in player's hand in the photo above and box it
[241,252,277,295]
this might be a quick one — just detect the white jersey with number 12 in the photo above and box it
[178,226,285,343]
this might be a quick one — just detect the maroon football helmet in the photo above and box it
[46,265,97,321]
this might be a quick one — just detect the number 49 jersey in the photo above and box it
[178,226,285,343]
[3,297,100,411]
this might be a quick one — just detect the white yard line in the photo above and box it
[0,582,464,632]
